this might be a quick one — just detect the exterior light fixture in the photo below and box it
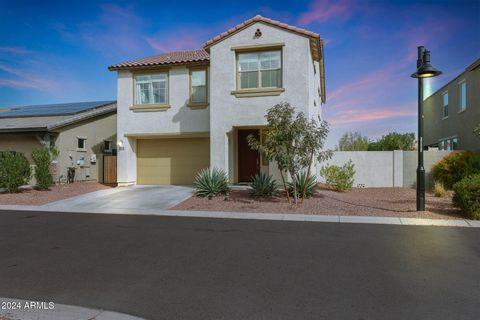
[411,46,442,211]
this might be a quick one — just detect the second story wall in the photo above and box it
[424,63,479,151]
[209,22,317,133]
[116,66,210,139]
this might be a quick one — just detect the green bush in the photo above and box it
[194,168,230,198]
[249,173,277,197]
[432,151,480,189]
[453,174,480,220]
[31,147,57,190]
[320,160,355,191]
[288,172,317,198]
[0,151,32,192]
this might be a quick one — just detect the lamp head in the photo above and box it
[411,49,442,78]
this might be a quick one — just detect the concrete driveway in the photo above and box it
[42,185,194,212]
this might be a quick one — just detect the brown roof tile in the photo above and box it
[108,49,209,70]
[203,15,320,49]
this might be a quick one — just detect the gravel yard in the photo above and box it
[172,187,463,220]
[0,182,113,206]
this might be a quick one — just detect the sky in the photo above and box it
[0,0,479,148]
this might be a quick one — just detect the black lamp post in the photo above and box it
[411,46,442,211]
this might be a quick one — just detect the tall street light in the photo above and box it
[411,46,442,211]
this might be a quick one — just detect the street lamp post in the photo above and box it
[411,46,442,211]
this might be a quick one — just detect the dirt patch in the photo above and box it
[0,182,113,206]
[172,187,463,220]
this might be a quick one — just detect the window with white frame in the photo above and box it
[134,73,168,105]
[77,137,86,150]
[459,80,466,112]
[442,91,448,118]
[439,137,459,151]
[237,50,282,89]
[190,69,207,104]
[103,140,112,153]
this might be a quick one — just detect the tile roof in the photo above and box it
[203,15,320,49]
[108,49,209,70]
[0,101,116,132]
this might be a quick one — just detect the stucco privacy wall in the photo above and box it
[320,151,452,188]
[116,67,210,185]
[55,112,117,183]
[209,21,317,182]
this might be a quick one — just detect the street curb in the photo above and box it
[0,205,477,228]
[0,297,147,320]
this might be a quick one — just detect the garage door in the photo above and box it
[137,138,210,185]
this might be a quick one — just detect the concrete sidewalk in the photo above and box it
[0,204,478,228]
[0,297,146,320]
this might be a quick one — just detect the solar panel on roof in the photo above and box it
[0,100,116,118]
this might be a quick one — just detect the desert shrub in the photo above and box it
[31,147,57,190]
[194,168,230,198]
[0,151,32,192]
[453,174,480,220]
[288,171,317,198]
[249,173,277,197]
[320,160,355,191]
[432,151,480,189]
[433,181,447,197]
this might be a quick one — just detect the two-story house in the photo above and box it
[424,58,479,152]
[109,15,326,186]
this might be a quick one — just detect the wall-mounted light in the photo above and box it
[117,139,125,150]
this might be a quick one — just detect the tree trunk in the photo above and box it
[292,172,298,204]
[301,150,315,204]
[280,170,291,204]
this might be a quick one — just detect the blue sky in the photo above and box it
[0,0,479,147]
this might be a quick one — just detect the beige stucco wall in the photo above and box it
[54,112,117,183]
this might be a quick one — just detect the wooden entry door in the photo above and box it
[238,129,260,182]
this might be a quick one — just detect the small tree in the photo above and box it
[368,132,415,151]
[337,132,369,151]
[0,151,31,192]
[32,147,58,190]
[248,102,331,204]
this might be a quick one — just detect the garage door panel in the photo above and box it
[137,138,210,185]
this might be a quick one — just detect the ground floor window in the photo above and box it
[439,137,458,150]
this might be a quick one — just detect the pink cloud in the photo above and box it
[0,64,59,91]
[329,106,416,127]
[298,0,353,26]
[0,46,27,54]
[146,34,202,52]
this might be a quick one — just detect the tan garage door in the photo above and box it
[137,138,210,185]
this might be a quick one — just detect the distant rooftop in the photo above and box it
[0,100,117,133]
[0,100,116,118]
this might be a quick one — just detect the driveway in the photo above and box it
[42,185,194,212]
[0,210,478,320]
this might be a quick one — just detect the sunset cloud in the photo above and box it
[0,64,58,91]
[298,0,353,26]
[329,106,416,127]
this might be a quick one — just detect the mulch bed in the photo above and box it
[0,182,113,206]
[172,187,463,220]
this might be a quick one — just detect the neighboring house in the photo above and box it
[424,58,480,152]
[0,101,117,184]
[109,15,326,186]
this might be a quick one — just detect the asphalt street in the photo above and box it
[0,210,479,320]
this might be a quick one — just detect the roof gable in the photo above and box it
[203,15,320,49]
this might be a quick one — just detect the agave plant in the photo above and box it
[249,172,277,197]
[288,171,317,199]
[194,167,230,198]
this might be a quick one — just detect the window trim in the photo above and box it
[458,79,467,113]
[131,70,170,112]
[188,67,209,109]
[103,140,112,153]
[233,46,284,97]
[77,136,87,152]
[442,90,449,119]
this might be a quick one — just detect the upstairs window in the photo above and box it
[237,50,282,90]
[134,73,168,105]
[442,91,448,118]
[190,69,208,105]
[77,137,86,150]
[459,80,466,112]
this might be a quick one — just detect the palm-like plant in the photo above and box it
[194,168,230,198]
